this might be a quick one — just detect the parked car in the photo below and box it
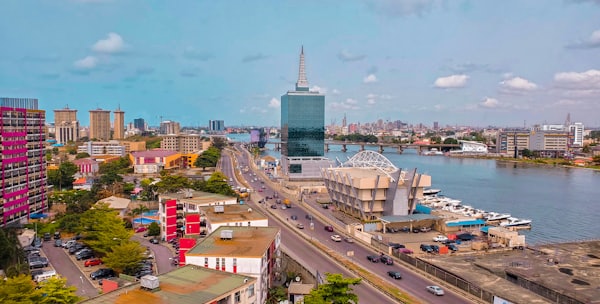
[431,245,440,253]
[398,248,414,254]
[366,255,380,263]
[68,243,85,254]
[441,239,456,245]
[380,255,394,265]
[387,271,402,280]
[399,226,410,233]
[270,204,277,209]
[296,223,305,229]
[447,244,459,252]
[135,227,147,233]
[62,240,76,249]
[457,233,475,241]
[433,235,449,242]
[388,242,405,249]
[76,249,94,260]
[53,231,61,240]
[28,256,48,269]
[30,269,44,280]
[426,285,445,296]
[330,235,342,242]
[54,239,62,247]
[43,232,51,241]
[149,238,159,244]
[344,237,354,243]
[33,238,42,248]
[412,228,420,233]
[420,227,432,233]
[305,214,313,220]
[84,258,103,267]
[90,268,115,280]
[290,215,298,220]
[324,225,334,232]
[420,244,433,253]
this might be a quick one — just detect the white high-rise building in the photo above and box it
[569,122,584,147]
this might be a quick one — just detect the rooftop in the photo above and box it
[81,265,256,304]
[131,149,178,158]
[200,204,267,224]
[161,190,236,205]
[97,196,131,210]
[187,226,279,258]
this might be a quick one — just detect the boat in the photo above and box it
[499,217,532,227]
[422,148,444,156]
[423,188,441,196]
[485,212,511,222]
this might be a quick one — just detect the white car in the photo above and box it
[426,285,444,296]
[330,235,342,242]
[433,235,448,242]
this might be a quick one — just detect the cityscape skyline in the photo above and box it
[1,1,600,127]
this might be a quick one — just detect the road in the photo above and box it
[224,146,473,304]
[132,234,177,274]
[42,241,97,298]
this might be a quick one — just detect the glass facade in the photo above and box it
[281,92,325,157]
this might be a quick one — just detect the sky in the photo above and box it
[1,0,599,128]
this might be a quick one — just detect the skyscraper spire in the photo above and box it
[296,46,309,90]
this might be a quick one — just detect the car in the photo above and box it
[28,257,48,269]
[305,214,313,220]
[420,227,432,233]
[441,239,456,245]
[149,238,159,244]
[447,244,459,252]
[426,285,445,296]
[54,239,62,247]
[30,269,44,280]
[380,255,394,265]
[324,225,334,232]
[43,232,51,241]
[457,233,475,241]
[76,249,94,260]
[431,245,440,253]
[84,258,103,267]
[387,271,402,280]
[290,215,298,220]
[412,228,420,233]
[135,227,148,233]
[90,268,115,280]
[388,242,405,249]
[344,237,354,243]
[258,189,263,192]
[296,223,305,229]
[398,248,414,254]
[367,255,380,263]
[54,232,61,240]
[62,240,76,249]
[399,226,410,233]
[433,235,449,242]
[270,204,277,209]
[330,235,342,242]
[68,243,85,254]
[420,244,433,253]
[33,238,42,248]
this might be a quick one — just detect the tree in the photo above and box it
[593,155,600,165]
[443,138,459,145]
[266,286,287,304]
[522,149,534,158]
[204,172,236,196]
[0,228,25,276]
[38,277,80,304]
[147,222,160,237]
[103,241,146,274]
[47,162,79,190]
[304,273,361,304]
[78,204,133,256]
[212,136,228,150]
[75,152,90,159]
[0,274,43,303]
[156,174,191,193]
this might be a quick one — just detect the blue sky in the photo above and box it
[1,0,599,128]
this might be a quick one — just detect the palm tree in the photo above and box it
[131,205,149,227]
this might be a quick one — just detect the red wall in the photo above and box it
[179,238,197,266]
[185,214,200,235]
[165,199,177,241]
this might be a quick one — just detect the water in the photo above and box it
[133,218,160,225]
[229,133,600,244]
[142,210,159,217]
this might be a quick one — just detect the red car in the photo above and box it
[324,225,334,232]
[135,227,147,233]
[84,258,103,267]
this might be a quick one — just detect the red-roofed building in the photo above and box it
[72,158,99,176]
[129,150,181,173]
[73,177,94,191]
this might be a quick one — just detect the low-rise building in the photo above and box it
[185,226,281,304]
[72,158,99,176]
[200,204,268,234]
[77,141,126,157]
[129,150,180,173]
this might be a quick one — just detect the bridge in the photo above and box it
[264,140,460,154]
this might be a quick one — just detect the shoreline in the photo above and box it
[448,154,600,172]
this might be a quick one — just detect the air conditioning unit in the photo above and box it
[140,275,159,290]
[214,205,224,213]
[221,230,233,240]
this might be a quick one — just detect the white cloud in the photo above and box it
[330,98,360,110]
[92,32,125,53]
[434,74,468,88]
[268,98,280,108]
[567,29,600,49]
[367,98,376,105]
[380,94,392,99]
[366,93,377,99]
[433,104,444,111]
[500,77,538,91]
[346,98,358,104]
[554,69,600,89]
[480,97,499,108]
[337,49,366,62]
[332,89,341,95]
[310,85,327,94]
[363,74,378,83]
[73,56,98,69]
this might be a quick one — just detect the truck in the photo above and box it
[283,199,291,208]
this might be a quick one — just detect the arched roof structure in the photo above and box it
[340,150,401,182]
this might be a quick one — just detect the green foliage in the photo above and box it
[98,157,131,175]
[590,130,600,140]
[522,149,534,158]
[0,228,25,274]
[58,213,82,233]
[103,241,146,274]
[75,152,90,159]
[212,137,228,150]
[304,273,361,304]
[146,136,162,149]
[204,172,236,196]
[333,133,378,143]
[51,190,96,214]
[266,286,287,304]
[147,222,160,236]
[156,174,191,193]
[38,277,81,304]
[47,162,79,190]
[593,155,600,165]
[443,138,459,144]
[78,204,133,256]
[0,274,42,303]
[194,146,221,170]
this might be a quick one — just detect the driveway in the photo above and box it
[132,235,176,274]
[42,241,97,299]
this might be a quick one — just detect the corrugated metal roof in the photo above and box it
[187,226,279,258]
[445,219,486,227]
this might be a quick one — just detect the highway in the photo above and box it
[221,147,474,304]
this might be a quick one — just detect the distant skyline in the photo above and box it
[1,0,599,127]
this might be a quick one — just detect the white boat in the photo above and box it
[485,212,511,222]
[423,188,441,196]
[500,217,532,227]
[422,148,444,156]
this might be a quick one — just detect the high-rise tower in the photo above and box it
[113,107,125,139]
[1,97,48,226]
[280,47,330,180]
[89,108,111,140]
[54,106,80,144]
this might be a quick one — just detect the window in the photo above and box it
[247,284,255,297]
[289,164,302,173]
[234,291,241,302]
[215,257,220,269]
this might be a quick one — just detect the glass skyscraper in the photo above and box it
[281,47,330,179]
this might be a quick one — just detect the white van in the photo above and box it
[35,270,57,283]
